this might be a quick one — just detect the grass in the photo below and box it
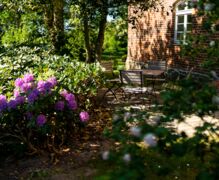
[102,48,127,62]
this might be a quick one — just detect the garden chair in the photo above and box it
[101,61,121,101]
[119,70,153,103]
[147,60,166,71]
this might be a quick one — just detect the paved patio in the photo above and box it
[96,87,219,137]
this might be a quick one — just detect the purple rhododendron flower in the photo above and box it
[44,81,52,90]
[68,101,77,110]
[55,101,65,111]
[15,96,25,105]
[65,93,75,102]
[48,77,57,88]
[60,89,68,98]
[37,80,52,93]
[79,111,89,122]
[36,114,47,126]
[8,99,17,109]
[37,80,45,90]
[13,89,20,97]
[23,73,34,83]
[0,95,7,111]
[28,89,39,103]
[15,78,24,88]
[21,83,33,92]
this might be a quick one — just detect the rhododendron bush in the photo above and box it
[0,46,104,107]
[0,73,89,155]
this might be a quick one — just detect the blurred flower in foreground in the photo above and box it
[130,126,141,137]
[102,151,110,160]
[143,133,157,147]
[212,96,219,105]
[123,153,131,163]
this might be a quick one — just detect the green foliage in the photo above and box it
[65,30,86,61]
[99,70,219,179]
[103,18,127,55]
[0,46,104,97]
[1,13,45,47]
[161,78,217,119]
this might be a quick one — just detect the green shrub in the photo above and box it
[0,73,90,155]
[0,46,104,108]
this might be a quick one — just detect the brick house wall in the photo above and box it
[126,0,219,73]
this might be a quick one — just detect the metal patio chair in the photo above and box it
[147,60,166,71]
[119,70,153,103]
[101,61,121,102]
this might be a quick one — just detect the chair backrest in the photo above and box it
[120,70,144,87]
[147,61,166,70]
[100,61,114,73]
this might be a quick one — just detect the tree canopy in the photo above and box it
[0,0,161,62]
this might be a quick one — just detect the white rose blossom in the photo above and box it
[212,96,219,105]
[102,151,110,160]
[123,153,131,163]
[209,41,215,47]
[211,71,219,80]
[124,112,131,121]
[130,126,141,137]
[143,133,158,147]
[113,114,119,122]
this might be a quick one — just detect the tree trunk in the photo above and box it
[43,0,54,42]
[95,6,108,62]
[43,0,64,53]
[53,0,64,52]
[83,12,93,63]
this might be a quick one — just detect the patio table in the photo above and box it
[142,69,165,92]
[142,69,165,77]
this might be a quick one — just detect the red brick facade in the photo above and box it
[126,0,219,72]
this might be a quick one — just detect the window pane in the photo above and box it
[177,33,184,41]
[178,2,186,10]
[178,15,184,23]
[187,24,192,31]
[177,24,184,31]
[187,15,192,23]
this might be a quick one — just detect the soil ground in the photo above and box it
[0,88,218,179]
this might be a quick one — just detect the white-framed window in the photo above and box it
[174,1,194,44]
